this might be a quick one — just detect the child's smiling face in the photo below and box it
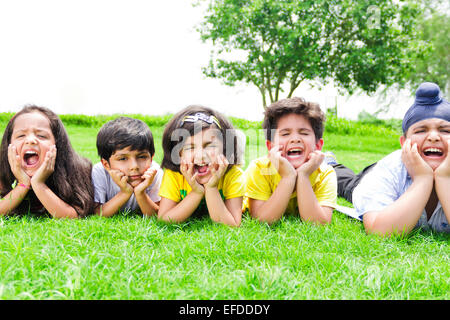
[267,113,323,169]
[103,146,153,188]
[180,128,224,185]
[10,111,56,177]
[401,118,450,170]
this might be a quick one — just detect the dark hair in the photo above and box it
[0,105,95,217]
[96,117,155,161]
[262,97,325,141]
[161,105,242,172]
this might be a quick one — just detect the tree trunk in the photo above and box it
[258,86,268,109]
[287,77,303,98]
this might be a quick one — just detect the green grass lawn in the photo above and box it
[0,114,448,300]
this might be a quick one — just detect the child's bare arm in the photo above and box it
[363,140,434,236]
[94,191,133,217]
[203,155,242,226]
[249,177,296,224]
[435,178,450,221]
[296,150,332,224]
[205,183,242,226]
[8,144,31,188]
[0,184,30,216]
[205,187,242,227]
[434,138,450,220]
[249,146,296,223]
[296,173,333,224]
[30,146,78,218]
[224,197,243,226]
[135,192,159,217]
[0,145,31,215]
[158,160,204,223]
[32,183,79,218]
[95,167,133,217]
[363,179,433,236]
[134,167,159,217]
[157,193,203,223]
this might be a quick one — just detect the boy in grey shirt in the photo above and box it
[92,117,163,217]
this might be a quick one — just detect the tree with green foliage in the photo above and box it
[408,7,449,95]
[196,0,423,108]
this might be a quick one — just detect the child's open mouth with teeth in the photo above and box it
[286,147,304,159]
[23,150,40,167]
[194,163,210,176]
[282,145,309,168]
[423,147,444,158]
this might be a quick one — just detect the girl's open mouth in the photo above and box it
[23,150,40,167]
[194,164,210,176]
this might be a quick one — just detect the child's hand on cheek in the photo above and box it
[180,158,204,195]
[31,145,56,186]
[296,150,324,177]
[8,144,31,186]
[435,138,450,179]
[106,168,133,195]
[205,154,228,189]
[268,145,296,179]
[401,139,433,181]
[134,167,157,195]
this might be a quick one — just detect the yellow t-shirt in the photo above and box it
[244,157,337,215]
[159,165,245,216]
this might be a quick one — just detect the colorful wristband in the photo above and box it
[17,183,30,190]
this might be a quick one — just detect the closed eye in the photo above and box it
[205,143,218,148]
[279,129,290,136]
[298,129,312,135]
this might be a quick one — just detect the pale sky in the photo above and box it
[0,0,414,121]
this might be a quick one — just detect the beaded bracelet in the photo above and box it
[17,183,30,190]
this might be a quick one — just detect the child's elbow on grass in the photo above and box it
[227,217,242,228]
[317,216,332,225]
[157,212,183,224]
[321,212,333,225]
[252,213,279,225]
[301,210,333,225]
[363,215,407,238]
[320,208,334,225]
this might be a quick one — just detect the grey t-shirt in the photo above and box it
[92,161,163,212]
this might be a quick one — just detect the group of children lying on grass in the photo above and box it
[0,82,449,237]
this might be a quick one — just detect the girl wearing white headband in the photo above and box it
[158,105,245,227]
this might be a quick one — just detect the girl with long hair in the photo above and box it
[0,105,94,218]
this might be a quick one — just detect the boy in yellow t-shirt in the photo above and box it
[245,97,337,224]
